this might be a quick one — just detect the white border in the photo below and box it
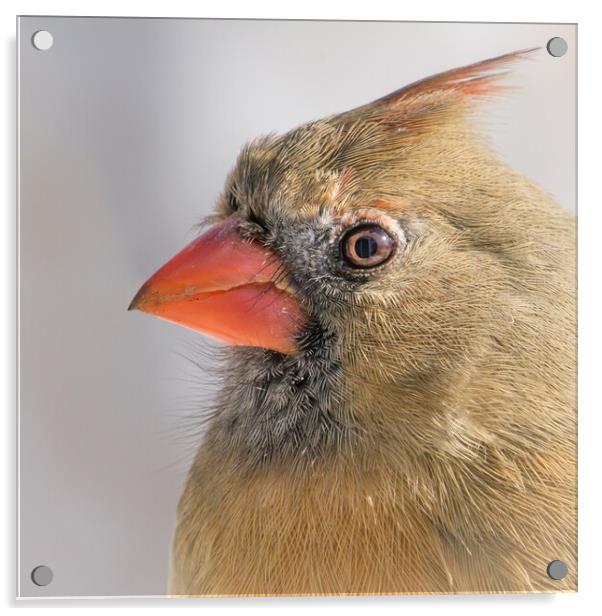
[3,1,600,614]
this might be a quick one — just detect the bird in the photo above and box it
[129,49,576,596]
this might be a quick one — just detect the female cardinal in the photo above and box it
[130,49,576,595]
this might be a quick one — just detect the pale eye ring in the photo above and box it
[341,224,395,268]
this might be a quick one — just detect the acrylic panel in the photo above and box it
[17,17,577,597]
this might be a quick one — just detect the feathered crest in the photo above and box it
[336,48,539,131]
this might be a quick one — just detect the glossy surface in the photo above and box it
[17,16,576,597]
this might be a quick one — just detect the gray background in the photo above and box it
[17,17,576,597]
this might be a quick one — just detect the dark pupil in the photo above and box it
[355,236,377,259]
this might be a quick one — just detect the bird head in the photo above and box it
[129,49,564,462]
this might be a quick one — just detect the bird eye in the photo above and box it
[342,224,395,268]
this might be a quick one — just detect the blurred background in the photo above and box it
[18,17,576,597]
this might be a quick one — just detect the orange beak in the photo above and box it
[128,216,305,355]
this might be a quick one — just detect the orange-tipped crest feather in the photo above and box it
[374,48,539,104]
[335,48,540,135]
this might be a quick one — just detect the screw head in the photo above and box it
[31,30,54,51]
[547,560,568,580]
[547,37,568,58]
[31,565,53,586]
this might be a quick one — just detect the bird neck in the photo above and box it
[204,325,368,472]
[202,324,498,478]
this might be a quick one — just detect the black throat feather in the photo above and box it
[208,322,361,472]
